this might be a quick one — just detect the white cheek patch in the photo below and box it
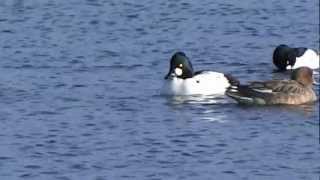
[174,68,183,76]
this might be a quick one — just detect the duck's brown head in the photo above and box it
[291,67,313,86]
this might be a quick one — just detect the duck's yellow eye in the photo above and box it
[179,64,183,68]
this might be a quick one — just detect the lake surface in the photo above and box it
[0,0,319,179]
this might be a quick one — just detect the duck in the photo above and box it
[273,44,319,71]
[161,52,239,96]
[226,67,317,105]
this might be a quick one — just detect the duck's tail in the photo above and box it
[224,74,240,86]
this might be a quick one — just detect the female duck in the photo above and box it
[161,52,238,96]
[226,67,317,105]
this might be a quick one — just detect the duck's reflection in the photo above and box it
[163,93,318,119]
[163,95,231,123]
[164,94,230,105]
[282,102,318,117]
[197,108,228,122]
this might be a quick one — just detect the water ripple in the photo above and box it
[0,0,319,180]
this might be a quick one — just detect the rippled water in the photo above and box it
[0,0,319,179]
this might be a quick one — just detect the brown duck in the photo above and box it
[226,67,317,105]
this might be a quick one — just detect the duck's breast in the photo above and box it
[160,78,185,95]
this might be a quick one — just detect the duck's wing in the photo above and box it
[248,80,303,94]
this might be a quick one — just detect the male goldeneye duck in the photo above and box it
[161,52,239,96]
[226,67,317,105]
[273,44,319,71]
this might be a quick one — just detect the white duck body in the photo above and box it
[161,71,230,95]
[288,49,319,70]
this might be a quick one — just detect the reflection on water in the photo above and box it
[163,95,231,122]
[282,103,319,117]
[164,95,230,105]
[198,108,228,123]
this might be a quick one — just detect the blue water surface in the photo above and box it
[0,0,319,180]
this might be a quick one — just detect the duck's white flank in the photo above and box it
[287,49,319,70]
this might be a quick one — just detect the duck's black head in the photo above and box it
[165,52,194,79]
[273,44,296,71]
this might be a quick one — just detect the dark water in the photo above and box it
[0,0,319,179]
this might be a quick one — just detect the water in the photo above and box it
[0,0,319,179]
